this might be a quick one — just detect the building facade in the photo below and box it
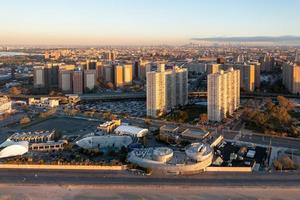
[239,64,255,92]
[58,69,73,93]
[207,63,221,74]
[146,64,188,118]
[33,66,46,88]
[146,64,166,117]
[84,70,97,92]
[123,64,133,85]
[282,62,300,94]
[0,96,12,115]
[72,70,83,94]
[175,67,188,106]
[114,64,124,88]
[207,68,240,122]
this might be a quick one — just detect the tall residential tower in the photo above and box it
[146,64,188,118]
[207,68,240,122]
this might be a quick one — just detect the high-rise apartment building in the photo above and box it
[133,60,140,80]
[248,61,261,89]
[84,70,97,92]
[207,68,240,122]
[139,61,152,80]
[239,64,255,92]
[96,61,103,80]
[103,64,114,83]
[123,64,133,85]
[33,66,46,88]
[72,70,83,94]
[45,63,59,89]
[207,63,221,74]
[282,62,300,94]
[175,67,188,106]
[261,54,275,72]
[146,64,188,118]
[114,65,124,87]
[165,70,176,110]
[295,51,300,62]
[146,64,166,117]
[58,70,72,93]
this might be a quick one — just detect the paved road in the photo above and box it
[239,134,300,150]
[223,129,300,150]
[0,169,300,187]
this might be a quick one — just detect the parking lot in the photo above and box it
[23,117,100,136]
[80,100,146,117]
[0,117,101,144]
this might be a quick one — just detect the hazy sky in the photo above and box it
[0,0,299,45]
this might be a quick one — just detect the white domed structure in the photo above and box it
[0,139,16,148]
[76,135,133,150]
[152,147,173,163]
[185,143,213,162]
[0,141,29,159]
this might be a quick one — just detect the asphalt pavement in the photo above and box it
[0,169,300,187]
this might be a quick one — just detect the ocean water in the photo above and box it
[0,51,30,57]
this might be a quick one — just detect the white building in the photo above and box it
[207,68,240,122]
[114,125,148,138]
[146,64,166,117]
[185,143,213,162]
[127,144,213,174]
[76,135,133,150]
[0,141,29,159]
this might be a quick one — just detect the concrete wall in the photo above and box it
[128,152,213,174]
[206,166,252,172]
[0,164,127,171]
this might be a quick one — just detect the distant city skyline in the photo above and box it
[1,0,300,45]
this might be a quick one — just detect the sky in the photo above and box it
[0,0,300,46]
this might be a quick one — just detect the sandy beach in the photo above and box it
[0,184,300,200]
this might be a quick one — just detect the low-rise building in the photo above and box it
[29,140,68,152]
[66,94,81,105]
[76,135,133,150]
[0,96,12,116]
[160,125,179,135]
[0,141,29,159]
[180,129,210,141]
[127,143,213,174]
[114,125,148,138]
[8,130,55,143]
[97,119,121,133]
[159,125,209,144]
[28,97,59,108]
